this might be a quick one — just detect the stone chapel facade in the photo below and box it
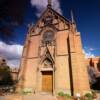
[17,0,90,95]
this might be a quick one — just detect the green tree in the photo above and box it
[0,65,14,86]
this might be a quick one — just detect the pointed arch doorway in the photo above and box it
[40,57,54,93]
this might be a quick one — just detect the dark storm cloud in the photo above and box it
[0,0,28,42]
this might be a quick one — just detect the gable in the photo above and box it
[40,46,54,65]
[29,7,71,36]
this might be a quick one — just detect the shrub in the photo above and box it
[58,91,65,96]
[84,93,93,100]
[22,88,32,95]
[65,93,71,98]
[58,91,72,99]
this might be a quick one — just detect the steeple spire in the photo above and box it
[47,0,52,8]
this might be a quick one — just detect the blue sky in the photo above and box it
[0,0,100,67]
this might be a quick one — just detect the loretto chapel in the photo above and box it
[16,0,100,96]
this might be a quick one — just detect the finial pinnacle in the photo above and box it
[70,10,77,32]
[71,10,74,23]
[48,0,51,8]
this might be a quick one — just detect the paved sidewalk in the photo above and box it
[96,93,100,100]
[0,94,57,100]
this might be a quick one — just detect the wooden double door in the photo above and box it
[42,71,53,93]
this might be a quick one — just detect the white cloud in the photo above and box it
[0,41,23,68]
[7,59,21,68]
[30,0,62,17]
[89,48,95,51]
[83,47,95,58]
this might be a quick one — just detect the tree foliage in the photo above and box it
[0,65,14,86]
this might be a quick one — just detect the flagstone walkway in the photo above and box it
[0,93,100,100]
[0,94,57,100]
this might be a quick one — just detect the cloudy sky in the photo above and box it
[0,0,100,67]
